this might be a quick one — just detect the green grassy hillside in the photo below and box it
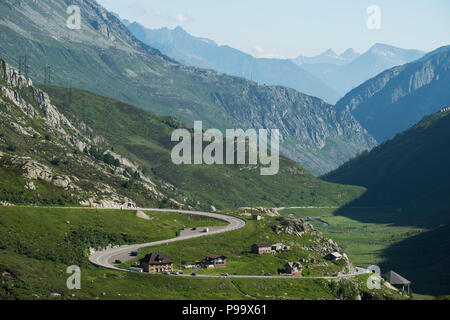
[324,110,450,215]
[0,57,365,210]
[37,85,366,210]
[0,207,403,300]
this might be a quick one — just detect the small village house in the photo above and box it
[139,251,173,273]
[384,270,412,295]
[285,262,302,276]
[251,243,273,255]
[203,254,227,268]
[252,214,262,221]
[194,260,202,268]
[324,252,342,262]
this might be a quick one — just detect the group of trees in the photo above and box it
[83,146,121,167]
[82,146,144,190]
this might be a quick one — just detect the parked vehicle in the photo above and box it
[163,271,171,275]
[130,251,138,256]
[114,259,122,264]
[191,272,197,276]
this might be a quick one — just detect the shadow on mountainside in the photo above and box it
[331,202,450,296]
[378,220,450,296]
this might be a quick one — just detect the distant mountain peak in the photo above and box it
[321,48,339,57]
[293,48,360,67]
[341,48,360,60]
[368,43,404,54]
[173,26,186,33]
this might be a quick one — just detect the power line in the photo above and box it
[18,55,30,79]
[43,65,52,84]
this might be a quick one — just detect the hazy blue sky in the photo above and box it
[97,0,450,58]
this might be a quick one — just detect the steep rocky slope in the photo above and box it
[335,46,450,142]
[125,23,341,104]
[0,0,376,175]
[0,58,366,210]
[0,59,167,208]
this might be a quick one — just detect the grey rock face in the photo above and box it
[0,59,33,89]
[0,0,376,175]
[336,47,450,142]
[0,59,166,208]
[212,84,377,174]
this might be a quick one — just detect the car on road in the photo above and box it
[220,273,229,277]
[163,271,171,275]
[191,272,197,276]
[114,259,122,264]
[172,271,179,275]
[130,251,138,257]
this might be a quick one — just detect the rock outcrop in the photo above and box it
[0,59,32,89]
[272,216,315,236]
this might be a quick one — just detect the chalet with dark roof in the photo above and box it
[251,243,273,255]
[204,254,227,268]
[324,252,342,262]
[139,251,173,273]
[285,262,303,276]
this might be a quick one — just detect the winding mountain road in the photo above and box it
[89,207,370,280]
[89,208,245,272]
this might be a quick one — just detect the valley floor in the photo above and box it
[279,207,449,298]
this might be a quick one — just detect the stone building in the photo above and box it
[251,243,273,255]
[139,251,173,273]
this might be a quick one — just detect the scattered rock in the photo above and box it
[136,210,152,220]
[24,181,36,190]
[239,207,280,217]
[52,176,71,188]
[4,156,53,182]
[272,216,314,236]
